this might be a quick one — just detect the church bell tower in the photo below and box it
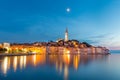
[65,28,68,41]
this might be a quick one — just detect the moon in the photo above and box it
[66,8,70,12]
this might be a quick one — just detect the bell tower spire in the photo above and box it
[65,28,68,41]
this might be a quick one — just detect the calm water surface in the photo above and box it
[0,54,120,80]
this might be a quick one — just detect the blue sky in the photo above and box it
[0,0,120,50]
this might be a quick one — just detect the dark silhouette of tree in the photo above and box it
[0,48,7,53]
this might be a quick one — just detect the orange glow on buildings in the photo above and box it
[10,45,46,54]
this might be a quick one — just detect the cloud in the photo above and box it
[86,33,120,49]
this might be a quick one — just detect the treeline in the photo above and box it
[0,48,7,53]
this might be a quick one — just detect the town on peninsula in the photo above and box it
[0,28,110,55]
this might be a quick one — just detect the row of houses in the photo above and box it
[46,46,109,55]
[0,42,109,55]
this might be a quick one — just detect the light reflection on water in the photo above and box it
[0,54,120,80]
[1,57,8,74]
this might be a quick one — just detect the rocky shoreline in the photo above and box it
[0,53,37,56]
[0,52,110,56]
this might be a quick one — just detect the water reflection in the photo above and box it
[13,56,17,72]
[23,56,26,68]
[73,55,80,70]
[19,56,26,69]
[64,64,68,80]
[33,55,36,66]
[1,57,8,75]
[0,54,108,78]
[20,56,23,69]
[47,55,108,80]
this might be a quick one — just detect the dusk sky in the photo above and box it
[0,0,120,50]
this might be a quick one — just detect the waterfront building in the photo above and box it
[3,43,10,49]
[0,43,2,48]
[3,43,10,53]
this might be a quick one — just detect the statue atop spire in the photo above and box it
[65,28,68,41]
